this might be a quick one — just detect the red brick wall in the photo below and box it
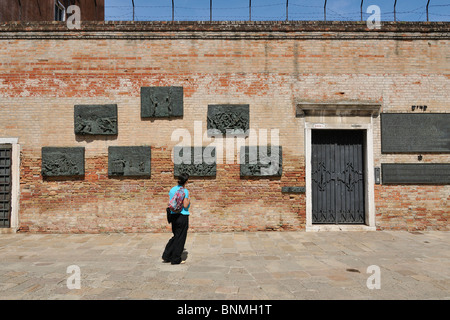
[375,185,449,230]
[0,21,448,232]
[18,149,305,233]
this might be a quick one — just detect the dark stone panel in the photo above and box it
[141,86,183,118]
[281,186,305,193]
[381,113,450,153]
[240,146,282,177]
[381,163,450,184]
[74,104,118,135]
[207,104,249,135]
[41,147,85,177]
[108,146,151,177]
[173,146,216,177]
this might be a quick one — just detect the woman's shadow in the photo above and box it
[181,248,189,262]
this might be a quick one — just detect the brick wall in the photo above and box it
[0,21,448,232]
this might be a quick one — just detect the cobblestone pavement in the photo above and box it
[0,231,448,300]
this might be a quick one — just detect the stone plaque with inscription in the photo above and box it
[381,113,450,153]
[141,86,183,118]
[173,146,216,177]
[281,186,305,193]
[207,104,249,135]
[41,147,85,177]
[381,163,450,184]
[240,146,282,177]
[74,104,118,135]
[108,146,151,177]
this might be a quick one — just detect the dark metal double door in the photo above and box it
[312,130,365,224]
[0,145,12,228]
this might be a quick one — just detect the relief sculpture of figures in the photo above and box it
[41,147,85,177]
[240,146,282,177]
[74,104,118,135]
[108,146,151,177]
[207,104,249,135]
[141,86,183,118]
[173,146,216,177]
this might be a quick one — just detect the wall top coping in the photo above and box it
[0,21,449,40]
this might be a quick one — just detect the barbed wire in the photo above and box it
[105,2,450,22]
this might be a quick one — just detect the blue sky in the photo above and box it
[105,0,450,22]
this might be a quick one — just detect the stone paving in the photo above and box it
[0,230,448,300]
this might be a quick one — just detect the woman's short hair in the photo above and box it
[178,173,189,186]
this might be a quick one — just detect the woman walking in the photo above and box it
[162,173,190,265]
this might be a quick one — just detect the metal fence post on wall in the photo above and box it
[426,0,431,22]
[286,0,289,21]
[17,0,22,20]
[324,0,327,21]
[360,0,364,21]
[132,0,135,21]
[210,0,212,22]
[172,0,174,22]
[394,0,397,21]
[249,0,251,21]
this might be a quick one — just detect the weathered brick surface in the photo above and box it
[0,21,448,232]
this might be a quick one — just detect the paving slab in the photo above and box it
[0,231,449,300]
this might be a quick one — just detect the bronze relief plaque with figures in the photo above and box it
[141,86,183,118]
[108,146,151,177]
[173,146,216,177]
[207,104,249,135]
[74,104,118,135]
[41,147,85,177]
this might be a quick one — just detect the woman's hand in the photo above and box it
[183,197,190,208]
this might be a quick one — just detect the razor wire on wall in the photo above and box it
[106,0,450,22]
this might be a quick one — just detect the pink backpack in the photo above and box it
[168,187,185,213]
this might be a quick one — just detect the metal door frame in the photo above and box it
[0,138,20,233]
[0,144,12,228]
[305,123,376,231]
